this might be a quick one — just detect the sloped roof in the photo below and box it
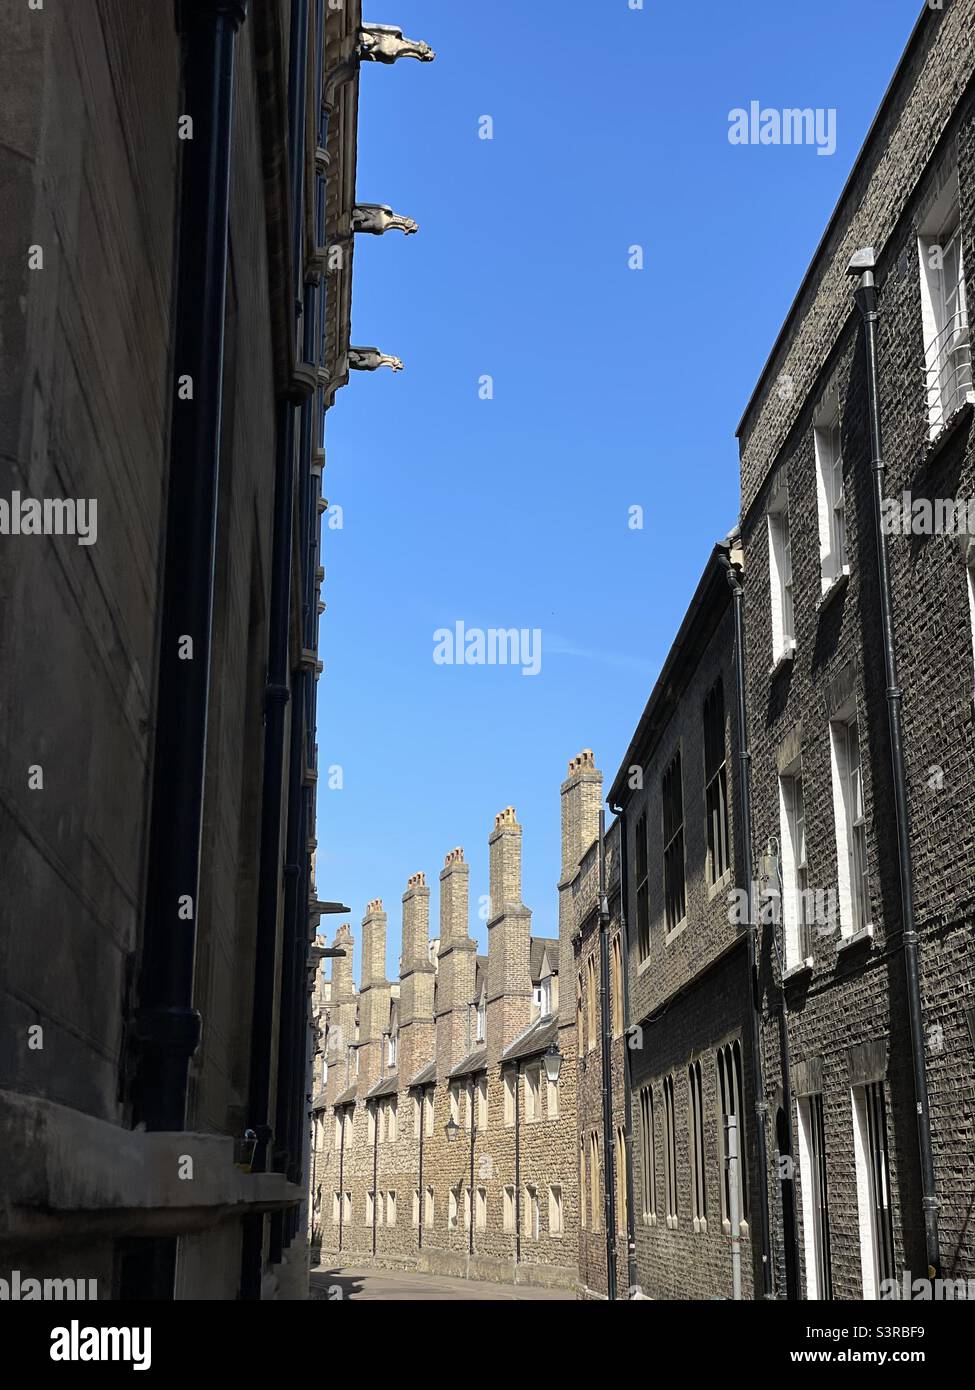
[366,1074,399,1099]
[408,1060,436,1088]
[334,1083,358,1106]
[501,1013,559,1063]
[448,1046,488,1079]
[529,937,558,982]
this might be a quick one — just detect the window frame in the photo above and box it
[688,1061,708,1233]
[639,1083,657,1226]
[814,404,849,592]
[703,680,730,885]
[662,752,687,934]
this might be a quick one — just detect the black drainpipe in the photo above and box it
[723,551,775,1298]
[514,1062,522,1265]
[598,810,618,1300]
[371,1100,379,1257]
[128,0,247,1302]
[608,800,638,1299]
[417,1090,425,1250]
[337,1106,345,1255]
[241,0,308,1299]
[848,248,940,1281]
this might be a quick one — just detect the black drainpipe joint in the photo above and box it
[134,1005,203,1060]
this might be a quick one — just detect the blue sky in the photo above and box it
[316,0,922,979]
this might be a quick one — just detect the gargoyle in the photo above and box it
[358,24,435,64]
[352,203,419,236]
[349,347,404,374]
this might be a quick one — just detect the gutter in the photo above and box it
[736,3,933,440]
[848,248,941,1281]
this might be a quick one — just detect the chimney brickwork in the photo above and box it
[435,848,477,1077]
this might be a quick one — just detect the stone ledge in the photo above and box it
[0,1089,301,1244]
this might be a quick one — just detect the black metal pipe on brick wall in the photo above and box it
[849,252,941,1282]
[607,801,639,1299]
[597,810,618,1300]
[125,0,247,1303]
[135,0,247,1132]
[723,553,775,1299]
[242,0,309,1298]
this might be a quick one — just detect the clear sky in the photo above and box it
[316,0,922,981]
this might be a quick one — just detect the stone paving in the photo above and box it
[310,1264,575,1301]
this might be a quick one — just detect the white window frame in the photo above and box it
[424,1186,435,1228]
[796,1093,832,1301]
[814,401,849,593]
[829,713,870,938]
[768,490,796,662]
[919,177,973,437]
[477,1075,488,1130]
[639,1084,657,1227]
[779,768,812,971]
[476,1186,487,1231]
[851,1082,896,1300]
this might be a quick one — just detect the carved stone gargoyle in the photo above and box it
[357,24,436,65]
[352,203,418,237]
[349,347,404,374]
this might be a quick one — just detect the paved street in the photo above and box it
[310,1265,574,1302]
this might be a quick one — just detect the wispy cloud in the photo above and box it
[544,633,656,674]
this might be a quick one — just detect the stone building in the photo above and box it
[559,755,631,1300]
[735,0,975,1298]
[0,0,430,1299]
[310,795,585,1290]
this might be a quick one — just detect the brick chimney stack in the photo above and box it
[358,899,390,1095]
[486,807,532,1062]
[325,922,356,1103]
[558,749,603,1028]
[399,872,435,1083]
[435,848,477,1076]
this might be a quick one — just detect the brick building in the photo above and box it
[610,541,768,1300]
[0,0,430,1299]
[736,0,975,1298]
[310,793,587,1290]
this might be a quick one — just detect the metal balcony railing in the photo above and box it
[923,307,974,435]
